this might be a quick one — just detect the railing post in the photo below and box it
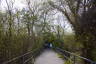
[22,57,24,64]
[73,56,76,64]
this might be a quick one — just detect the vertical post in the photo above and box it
[73,56,76,64]
[22,57,24,64]
[32,57,35,64]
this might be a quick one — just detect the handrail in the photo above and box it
[2,48,39,64]
[55,47,96,64]
[2,44,96,64]
[23,56,34,64]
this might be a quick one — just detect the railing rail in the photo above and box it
[2,48,41,64]
[54,47,96,64]
[2,44,96,64]
[23,56,34,64]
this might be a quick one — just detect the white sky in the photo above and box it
[0,0,73,34]
[53,12,73,34]
[0,0,27,10]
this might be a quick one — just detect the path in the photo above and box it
[34,49,64,64]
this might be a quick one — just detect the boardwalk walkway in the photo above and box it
[34,49,64,64]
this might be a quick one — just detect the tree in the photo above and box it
[48,0,96,64]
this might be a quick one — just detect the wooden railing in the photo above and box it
[2,43,96,64]
[53,47,96,64]
[2,47,43,64]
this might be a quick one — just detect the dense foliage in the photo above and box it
[0,0,96,64]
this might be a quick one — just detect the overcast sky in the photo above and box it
[0,0,73,34]
[0,0,26,10]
